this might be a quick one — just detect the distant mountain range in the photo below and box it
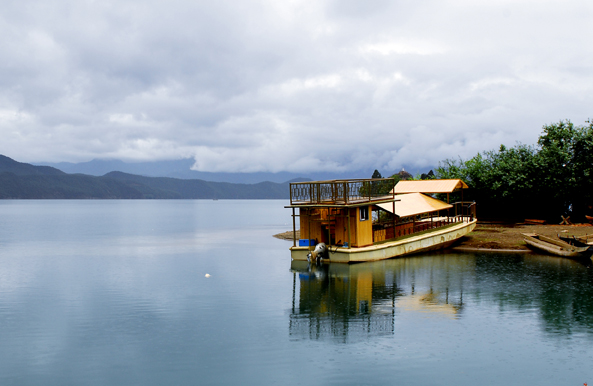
[35,158,374,184]
[0,155,301,199]
[1,154,429,199]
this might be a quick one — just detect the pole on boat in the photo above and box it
[347,208,351,249]
[308,208,313,251]
[292,208,296,248]
[461,188,465,222]
[325,209,329,248]
[392,196,396,240]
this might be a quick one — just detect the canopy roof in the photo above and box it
[377,193,452,218]
[392,179,468,194]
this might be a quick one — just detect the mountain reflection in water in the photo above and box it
[289,253,593,342]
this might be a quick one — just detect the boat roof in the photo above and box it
[376,193,452,218]
[392,179,468,194]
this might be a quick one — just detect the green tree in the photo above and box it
[436,120,593,221]
[537,120,593,220]
[362,170,396,196]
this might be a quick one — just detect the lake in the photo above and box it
[0,200,592,385]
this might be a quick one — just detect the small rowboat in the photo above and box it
[572,233,593,245]
[522,233,592,259]
[557,235,593,250]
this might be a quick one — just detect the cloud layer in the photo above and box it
[1,0,592,173]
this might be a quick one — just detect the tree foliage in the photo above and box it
[436,120,593,221]
[364,170,396,196]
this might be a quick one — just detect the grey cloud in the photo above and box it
[0,0,591,172]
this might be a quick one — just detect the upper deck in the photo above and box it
[288,178,396,208]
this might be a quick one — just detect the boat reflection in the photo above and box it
[289,254,471,342]
[289,252,593,341]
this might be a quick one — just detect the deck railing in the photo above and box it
[373,218,458,242]
[452,201,476,221]
[289,178,395,206]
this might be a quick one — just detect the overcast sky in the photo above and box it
[1,0,591,173]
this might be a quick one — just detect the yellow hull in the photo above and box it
[290,219,477,263]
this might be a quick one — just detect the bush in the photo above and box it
[436,120,593,222]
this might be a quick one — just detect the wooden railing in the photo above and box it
[452,201,476,221]
[373,218,458,242]
[372,210,476,243]
[289,178,395,206]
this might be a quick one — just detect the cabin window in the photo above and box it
[359,207,369,221]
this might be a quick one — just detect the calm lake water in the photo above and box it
[0,200,592,385]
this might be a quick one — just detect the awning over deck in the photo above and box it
[392,179,468,194]
[376,193,452,218]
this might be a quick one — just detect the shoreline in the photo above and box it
[450,246,532,253]
[274,222,593,253]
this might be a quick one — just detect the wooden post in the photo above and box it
[308,208,313,250]
[347,208,351,249]
[392,199,396,240]
[316,183,320,204]
[332,181,336,202]
[327,208,331,247]
[292,208,296,247]
[461,189,465,222]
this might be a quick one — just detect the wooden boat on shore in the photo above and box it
[569,233,593,245]
[523,233,592,259]
[286,178,477,263]
[557,234,593,250]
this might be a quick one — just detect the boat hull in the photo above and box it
[290,219,477,263]
[523,233,592,259]
[558,235,593,250]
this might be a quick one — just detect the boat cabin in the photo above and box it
[287,178,475,251]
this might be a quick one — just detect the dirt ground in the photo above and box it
[455,222,593,251]
[273,222,593,252]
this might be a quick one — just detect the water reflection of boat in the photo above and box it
[397,292,462,316]
[289,256,468,341]
[289,260,398,342]
[290,253,593,342]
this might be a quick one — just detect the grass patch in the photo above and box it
[471,237,497,242]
